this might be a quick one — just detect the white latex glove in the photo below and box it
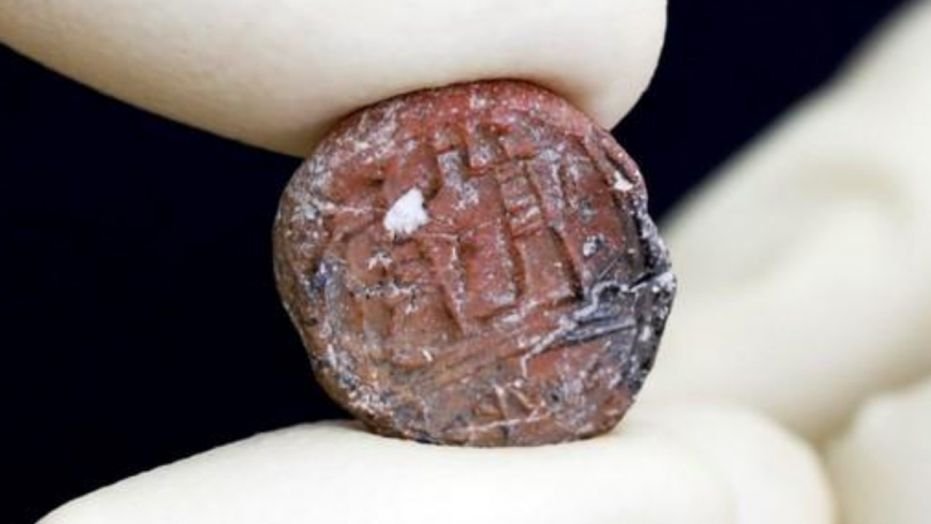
[639,0,931,440]
[39,404,833,524]
[827,376,931,524]
[0,0,664,156]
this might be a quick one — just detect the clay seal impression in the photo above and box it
[273,80,675,446]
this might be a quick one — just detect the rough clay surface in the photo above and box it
[273,81,675,446]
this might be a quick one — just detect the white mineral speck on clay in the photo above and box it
[582,235,602,257]
[384,188,429,236]
[367,252,392,270]
[612,170,634,191]
[638,325,653,342]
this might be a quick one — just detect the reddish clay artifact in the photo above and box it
[273,80,675,446]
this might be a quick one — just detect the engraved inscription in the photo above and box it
[273,81,676,446]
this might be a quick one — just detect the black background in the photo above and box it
[2,1,907,522]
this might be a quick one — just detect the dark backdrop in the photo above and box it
[1,1,906,522]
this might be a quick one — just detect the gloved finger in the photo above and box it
[39,403,832,524]
[0,0,665,156]
[633,404,835,524]
[826,375,931,524]
[639,0,931,440]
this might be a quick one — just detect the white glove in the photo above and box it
[828,376,931,524]
[639,0,931,440]
[8,0,930,522]
[38,405,832,524]
[0,0,664,156]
